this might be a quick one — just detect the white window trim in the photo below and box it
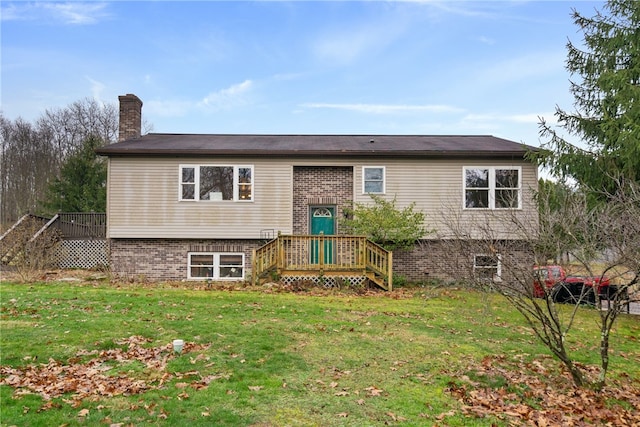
[473,253,502,282]
[187,252,245,280]
[179,165,253,202]
[462,166,521,210]
[362,166,386,194]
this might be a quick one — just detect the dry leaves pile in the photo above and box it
[0,336,215,407]
[445,355,640,426]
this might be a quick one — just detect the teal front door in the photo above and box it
[310,207,335,264]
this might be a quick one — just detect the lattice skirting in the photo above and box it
[280,274,367,288]
[55,239,108,269]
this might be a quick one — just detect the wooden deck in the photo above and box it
[252,234,392,290]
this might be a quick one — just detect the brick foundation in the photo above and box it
[393,239,534,283]
[109,238,262,282]
[109,237,532,285]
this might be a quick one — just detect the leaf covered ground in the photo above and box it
[1,272,639,426]
[2,339,639,426]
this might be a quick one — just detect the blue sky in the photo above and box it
[2,1,604,147]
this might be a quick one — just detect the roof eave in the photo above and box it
[96,149,534,158]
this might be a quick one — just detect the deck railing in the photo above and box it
[252,234,392,289]
[53,213,106,239]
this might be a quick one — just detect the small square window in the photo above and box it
[474,254,501,281]
[363,167,385,194]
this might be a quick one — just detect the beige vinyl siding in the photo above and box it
[288,157,537,240]
[106,157,293,238]
[352,158,538,240]
[106,156,537,240]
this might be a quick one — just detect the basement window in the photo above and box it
[473,254,501,282]
[188,253,244,280]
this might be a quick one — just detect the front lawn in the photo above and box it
[1,277,638,426]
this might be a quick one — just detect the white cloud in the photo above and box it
[0,3,21,21]
[44,2,109,24]
[1,2,110,24]
[145,80,255,118]
[476,35,496,45]
[312,17,407,66]
[200,80,254,110]
[85,76,106,102]
[301,102,463,114]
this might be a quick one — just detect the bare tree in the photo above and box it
[438,181,638,390]
[1,215,62,282]
[37,98,118,161]
[0,98,119,227]
[0,117,57,226]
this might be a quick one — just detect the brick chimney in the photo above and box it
[118,94,143,142]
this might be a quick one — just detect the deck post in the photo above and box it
[387,251,393,291]
[251,248,257,285]
[277,233,284,275]
[319,232,324,269]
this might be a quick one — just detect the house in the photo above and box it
[96,94,538,288]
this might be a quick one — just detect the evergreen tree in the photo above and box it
[534,0,640,197]
[42,136,107,213]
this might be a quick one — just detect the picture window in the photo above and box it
[180,165,253,201]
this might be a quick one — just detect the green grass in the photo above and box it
[1,280,638,426]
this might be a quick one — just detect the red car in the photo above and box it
[533,265,612,303]
[533,265,566,297]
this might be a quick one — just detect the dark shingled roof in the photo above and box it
[96,133,537,158]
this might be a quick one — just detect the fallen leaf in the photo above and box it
[365,386,383,396]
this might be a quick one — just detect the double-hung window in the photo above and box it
[180,165,253,201]
[188,253,244,280]
[363,166,385,194]
[474,254,501,282]
[464,167,520,209]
